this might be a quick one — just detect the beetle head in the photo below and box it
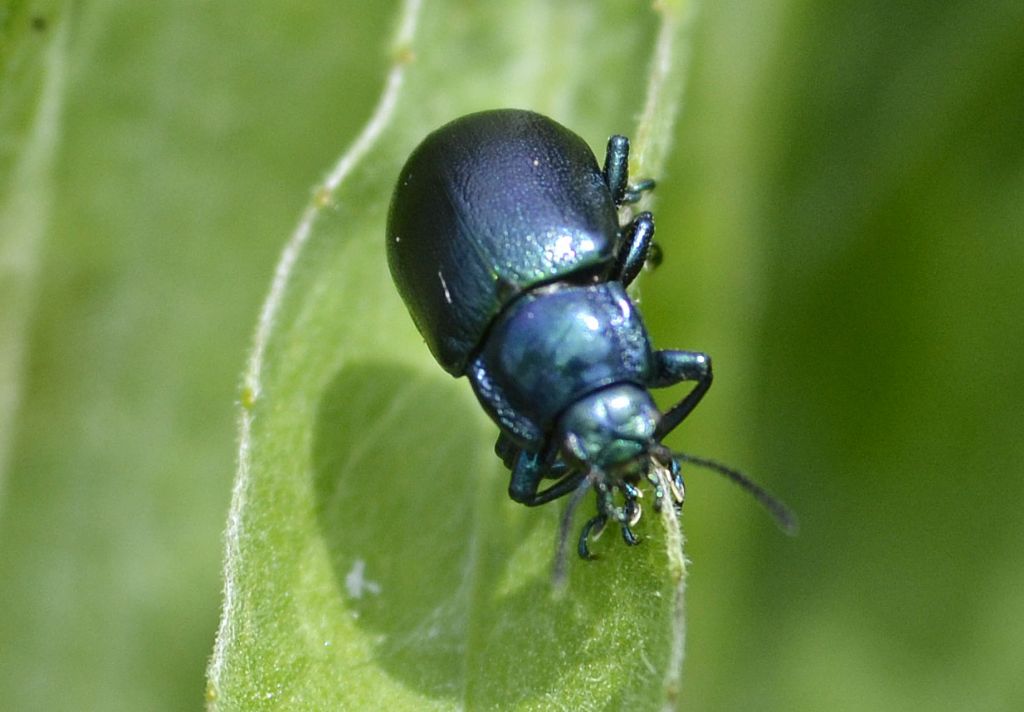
[557,383,659,472]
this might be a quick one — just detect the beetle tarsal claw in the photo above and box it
[646,459,685,513]
[628,500,643,527]
[646,469,666,511]
[667,471,685,506]
[670,482,685,505]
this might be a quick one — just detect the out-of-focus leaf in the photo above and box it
[0,1,66,493]
[0,2,393,710]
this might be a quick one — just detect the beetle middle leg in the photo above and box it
[613,211,655,287]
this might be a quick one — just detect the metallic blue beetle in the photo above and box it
[387,109,787,558]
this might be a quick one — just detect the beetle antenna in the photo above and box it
[552,470,596,590]
[673,451,799,535]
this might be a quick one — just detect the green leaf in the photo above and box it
[207,1,697,708]
[0,4,401,709]
[0,0,67,493]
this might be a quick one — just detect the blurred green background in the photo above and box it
[1,1,1021,710]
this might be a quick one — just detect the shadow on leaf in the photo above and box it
[312,361,479,697]
[312,361,610,705]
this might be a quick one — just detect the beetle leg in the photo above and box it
[647,469,667,512]
[603,135,631,205]
[578,481,617,558]
[509,450,587,506]
[619,483,643,545]
[494,433,519,469]
[497,435,572,478]
[603,135,656,206]
[669,459,686,510]
[578,513,607,559]
[647,458,686,514]
[649,350,713,440]
[621,178,656,205]
[507,450,545,503]
[613,212,655,288]
[624,497,642,527]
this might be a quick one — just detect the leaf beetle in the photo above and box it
[387,109,793,559]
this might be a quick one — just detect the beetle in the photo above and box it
[387,109,793,559]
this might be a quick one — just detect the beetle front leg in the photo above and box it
[618,481,642,546]
[508,450,584,506]
[494,432,520,470]
[577,513,607,559]
[650,350,713,440]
